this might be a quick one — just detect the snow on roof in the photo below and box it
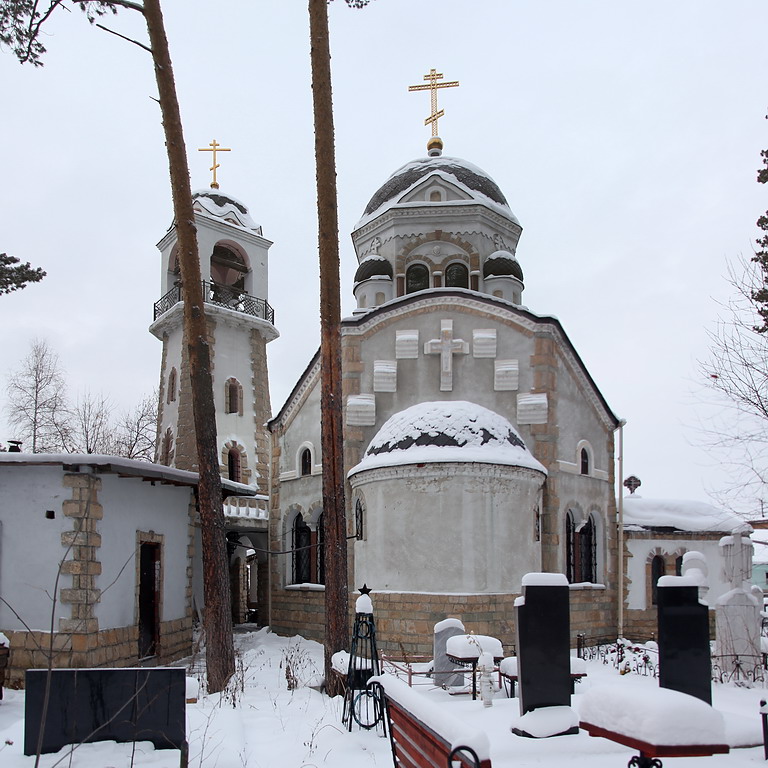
[192,189,260,232]
[348,400,547,477]
[355,155,519,229]
[0,453,258,496]
[622,496,748,533]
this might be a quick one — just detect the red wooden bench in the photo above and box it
[372,674,492,768]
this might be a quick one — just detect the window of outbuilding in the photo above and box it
[292,514,311,584]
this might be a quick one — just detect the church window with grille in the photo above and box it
[292,514,311,584]
[445,263,469,289]
[167,368,177,404]
[566,511,596,583]
[406,264,429,294]
[300,447,312,477]
[355,498,365,540]
[225,378,242,415]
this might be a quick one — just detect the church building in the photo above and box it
[266,133,621,653]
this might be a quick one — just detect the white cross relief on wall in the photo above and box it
[424,319,469,391]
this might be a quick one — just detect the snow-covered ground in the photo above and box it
[0,628,766,767]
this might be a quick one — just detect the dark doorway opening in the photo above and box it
[139,542,161,659]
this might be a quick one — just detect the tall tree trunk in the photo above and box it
[308,0,349,695]
[142,0,234,693]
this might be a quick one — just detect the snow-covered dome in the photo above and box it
[483,250,524,281]
[192,190,260,232]
[348,400,546,476]
[357,156,518,228]
[354,254,393,284]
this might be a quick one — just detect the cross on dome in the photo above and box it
[198,139,231,190]
[408,68,460,152]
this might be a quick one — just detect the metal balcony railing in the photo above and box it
[153,280,275,324]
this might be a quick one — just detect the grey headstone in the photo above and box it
[433,618,465,687]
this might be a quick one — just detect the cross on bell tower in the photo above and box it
[408,68,459,154]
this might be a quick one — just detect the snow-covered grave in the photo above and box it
[0,628,766,767]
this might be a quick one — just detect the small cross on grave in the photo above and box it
[424,319,469,391]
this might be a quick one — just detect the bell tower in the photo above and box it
[149,189,278,494]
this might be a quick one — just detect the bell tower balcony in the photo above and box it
[153,280,275,324]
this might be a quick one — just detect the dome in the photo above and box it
[192,190,260,231]
[483,250,524,281]
[358,156,517,227]
[348,400,546,476]
[354,254,393,284]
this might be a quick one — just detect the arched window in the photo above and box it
[227,447,241,483]
[317,512,325,584]
[300,448,312,477]
[675,554,684,576]
[580,447,590,475]
[355,498,365,540]
[210,244,247,289]
[292,514,311,584]
[406,264,429,294]
[225,378,242,415]
[651,555,666,605]
[566,511,596,583]
[160,428,174,466]
[445,263,469,289]
[167,368,177,404]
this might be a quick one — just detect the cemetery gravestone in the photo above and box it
[657,576,712,705]
[433,618,465,688]
[25,667,186,756]
[514,573,577,736]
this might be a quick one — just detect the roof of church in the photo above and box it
[622,496,749,533]
[357,155,517,228]
[348,400,547,476]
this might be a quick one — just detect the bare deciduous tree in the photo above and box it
[113,391,157,461]
[6,339,71,452]
[700,255,768,514]
[70,391,115,454]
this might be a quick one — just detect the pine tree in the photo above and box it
[751,122,768,332]
[0,253,46,295]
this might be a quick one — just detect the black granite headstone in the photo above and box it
[657,582,712,705]
[515,580,572,719]
[24,667,186,756]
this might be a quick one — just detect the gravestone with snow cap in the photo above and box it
[657,575,712,704]
[514,572,577,737]
[433,618,465,688]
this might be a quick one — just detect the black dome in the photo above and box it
[483,253,523,281]
[362,156,510,218]
[354,256,393,283]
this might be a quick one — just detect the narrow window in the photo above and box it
[445,263,469,289]
[228,448,241,483]
[580,447,590,475]
[406,264,429,294]
[167,368,177,404]
[675,554,683,576]
[567,511,596,583]
[292,514,311,584]
[566,511,576,583]
[651,555,666,605]
[300,448,312,477]
[226,379,242,415]
[579,516,596,583]
[317,512,325,584]
[355,499,364,540]
[160,428,174,466]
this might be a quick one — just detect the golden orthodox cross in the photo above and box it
[198,139,231,189]
[408,68,460,137]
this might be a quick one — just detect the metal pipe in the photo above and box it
[617,419,627,639]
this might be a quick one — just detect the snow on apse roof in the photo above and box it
[622,496,748,533]
[348,400,546,476]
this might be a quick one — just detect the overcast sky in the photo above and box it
[2,0,766,511]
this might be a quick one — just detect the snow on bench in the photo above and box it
[373,673,492,768]
[579,685,729,760]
